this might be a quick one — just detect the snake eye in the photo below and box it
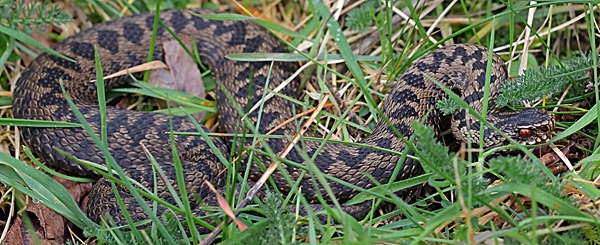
[519,129,531,138]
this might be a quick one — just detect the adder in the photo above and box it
[12,9,554,229]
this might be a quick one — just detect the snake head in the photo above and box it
[452,108,555,150]
[489,108,555,149]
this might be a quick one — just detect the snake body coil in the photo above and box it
[12,9,554,227]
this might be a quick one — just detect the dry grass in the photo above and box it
[0,0,599,244]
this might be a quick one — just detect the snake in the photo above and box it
[12,9,554,230]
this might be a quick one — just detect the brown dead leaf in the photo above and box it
[149,35,206,121]
[204,181,247,231]
[115,97,130,110]
[52,176,93,209]
[4,176,94,245]
[4,203,65,245]
[540,150,561,166]
[57,177,93,222]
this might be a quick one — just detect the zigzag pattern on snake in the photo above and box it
[12,9,554,228]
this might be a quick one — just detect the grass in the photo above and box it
[0,0,599,244]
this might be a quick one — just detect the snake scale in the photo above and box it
[12,9,554,229]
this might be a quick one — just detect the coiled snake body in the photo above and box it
[13,9,554,228]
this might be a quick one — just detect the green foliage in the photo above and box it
[412,121,455,180]
[503,230,586,245]
[92,212,187,245]
[489,156,563,197]
[438,52,597,114]
[504,236,521,245]
[345,1,378,34]
[464,176,490,198]
[544,228,588,245]
[496,53,597,107]
[58,240,82,245]
[0,0,72,35]
[412,121,490,207]
[436,98,461,116]
[244,191,304,245]
[1,0,599,243]
[582,225,600,244]
[0,0,72,90]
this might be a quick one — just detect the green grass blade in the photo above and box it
[409,202,461,245]
[425,74,556,180]
[345,174,431,205]
[91,46,147,241]
[94,46,108,147]
[0,152,97,229]
[0,36,15,71]
[58,82,175,242]
[0,25,74,62]
[566,174,600,200]
[225,53,383,62]
[486,182,589,218]
[551,103,597,143]
[164,98,200,241]
[24,146,96,183]
[193,13,307,40]
[0,118,81,127]
[122,80,216,113]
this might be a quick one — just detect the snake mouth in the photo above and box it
[485,136,550,153]
[482,119,554,151]
[518,130,551,145]
[516,121,555,145]
[488,123,554,151]
[477,107,556,151]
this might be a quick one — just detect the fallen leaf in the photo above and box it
[4,177,93,245]
[4,203,65,245]
[149,35,206,121]
[115,97,130,110]
[204,181,247,231]
[52,176,93,212]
